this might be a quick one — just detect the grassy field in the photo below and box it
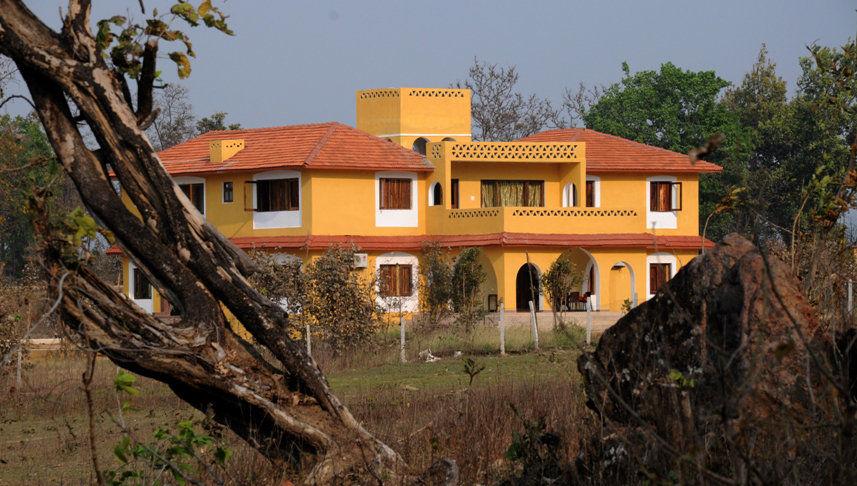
[0,324,596,484]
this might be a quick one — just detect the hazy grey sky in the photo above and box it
[4,1,856,129]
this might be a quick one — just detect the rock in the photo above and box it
[577,234,839,482]
[423,457,458,486]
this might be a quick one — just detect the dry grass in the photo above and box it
[0,326,594,484]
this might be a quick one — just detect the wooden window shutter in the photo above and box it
[289,178,300,210]
[585,181,594,207]
[399,179,411,209]
[650,263,670,293]
[243,181,256,211]
[671,182,682,211]
[400,265,412,296]
[650,264,659,293]
[451,179,460,209]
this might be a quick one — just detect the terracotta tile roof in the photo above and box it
[105,232,712,256]
[155,122,434,175]
[518,128,722,173]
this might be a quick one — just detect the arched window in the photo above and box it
[563,182,578,207]
[442,137,456,142]
[430,182,443,206]
[412,137,428,155]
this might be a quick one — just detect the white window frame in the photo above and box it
[375,171,418,227]
[646,175,678,229]
[252,170,302,229]
[128,262,154,313]
[174,176,206,217]
[562,182,578,207]
[375,252,419,312]
[645,252,678,300]
[586,175,601,208]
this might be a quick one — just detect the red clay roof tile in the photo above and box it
[155,122,433,175]
[518,128,722,173]
[106,233,712,255]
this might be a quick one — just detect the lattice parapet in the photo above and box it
[359,90,401,99]
[430,143,443,159]
[450,142,581,162]
[406,89,466,98]
[511,209,637,217]
[448,209,500,219]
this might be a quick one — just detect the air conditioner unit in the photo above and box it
[353,253,369,268]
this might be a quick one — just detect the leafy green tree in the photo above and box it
[303,245,379,353]
[584,62,737,154]
[541,258,583,328]
[418,242,454,327]
[197,111,241,134]
[452,247,487,333]
[584,62,744,239]
[0,115,67,278]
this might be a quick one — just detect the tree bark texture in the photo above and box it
[0,1,402,482]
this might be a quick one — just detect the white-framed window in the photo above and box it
[429,181,443,206]
[174,176,206,216]
[646,176,679,229]
[128,262,154,313]
[562,182,578,207]
[222,181,234,203]
[375,171,418,227]
[585,175,601,208]
[376,252,419,312]
[646,252,678,300]
[248,170,302,229]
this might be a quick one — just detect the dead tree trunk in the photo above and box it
[0,1,402,482]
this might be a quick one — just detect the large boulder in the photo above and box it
[577,234,851,484]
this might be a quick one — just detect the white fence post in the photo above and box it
[400,316,406,364]
[586,301,592,345]
[849,280,853,314]
[499,301,506,356]
[529,300,539,350]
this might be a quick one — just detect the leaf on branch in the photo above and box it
[169,52,192,79]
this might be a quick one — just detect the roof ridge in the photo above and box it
[198,122,340,135]
[303,123,340,166]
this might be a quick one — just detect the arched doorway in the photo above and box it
[516,263,541,311]
[608,262,636,312]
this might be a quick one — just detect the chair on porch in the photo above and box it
[567,292,581,311]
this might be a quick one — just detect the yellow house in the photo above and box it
[115,87,720,315]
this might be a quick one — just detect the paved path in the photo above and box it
[487,310,624,333]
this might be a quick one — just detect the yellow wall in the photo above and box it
[356,88,472,147]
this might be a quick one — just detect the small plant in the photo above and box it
[462,356,485,386]
[452,247,487,335]
[621,298,633,314]
[105,371,233,485]
[505,403,563,481]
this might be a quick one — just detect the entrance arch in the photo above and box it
[516,263,541,311]
[608,261,636,312]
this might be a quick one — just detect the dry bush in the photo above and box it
[347,378,593,484]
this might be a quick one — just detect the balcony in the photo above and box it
[428,206,644,235]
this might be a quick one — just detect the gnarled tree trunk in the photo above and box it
[0,1,403,482]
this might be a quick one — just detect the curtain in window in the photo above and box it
[498,181,524,206]
[481,181,495,207]
[527,182,541,207]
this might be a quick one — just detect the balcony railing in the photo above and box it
[433,206,643,235]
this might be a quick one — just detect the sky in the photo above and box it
[2,1,856,130]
